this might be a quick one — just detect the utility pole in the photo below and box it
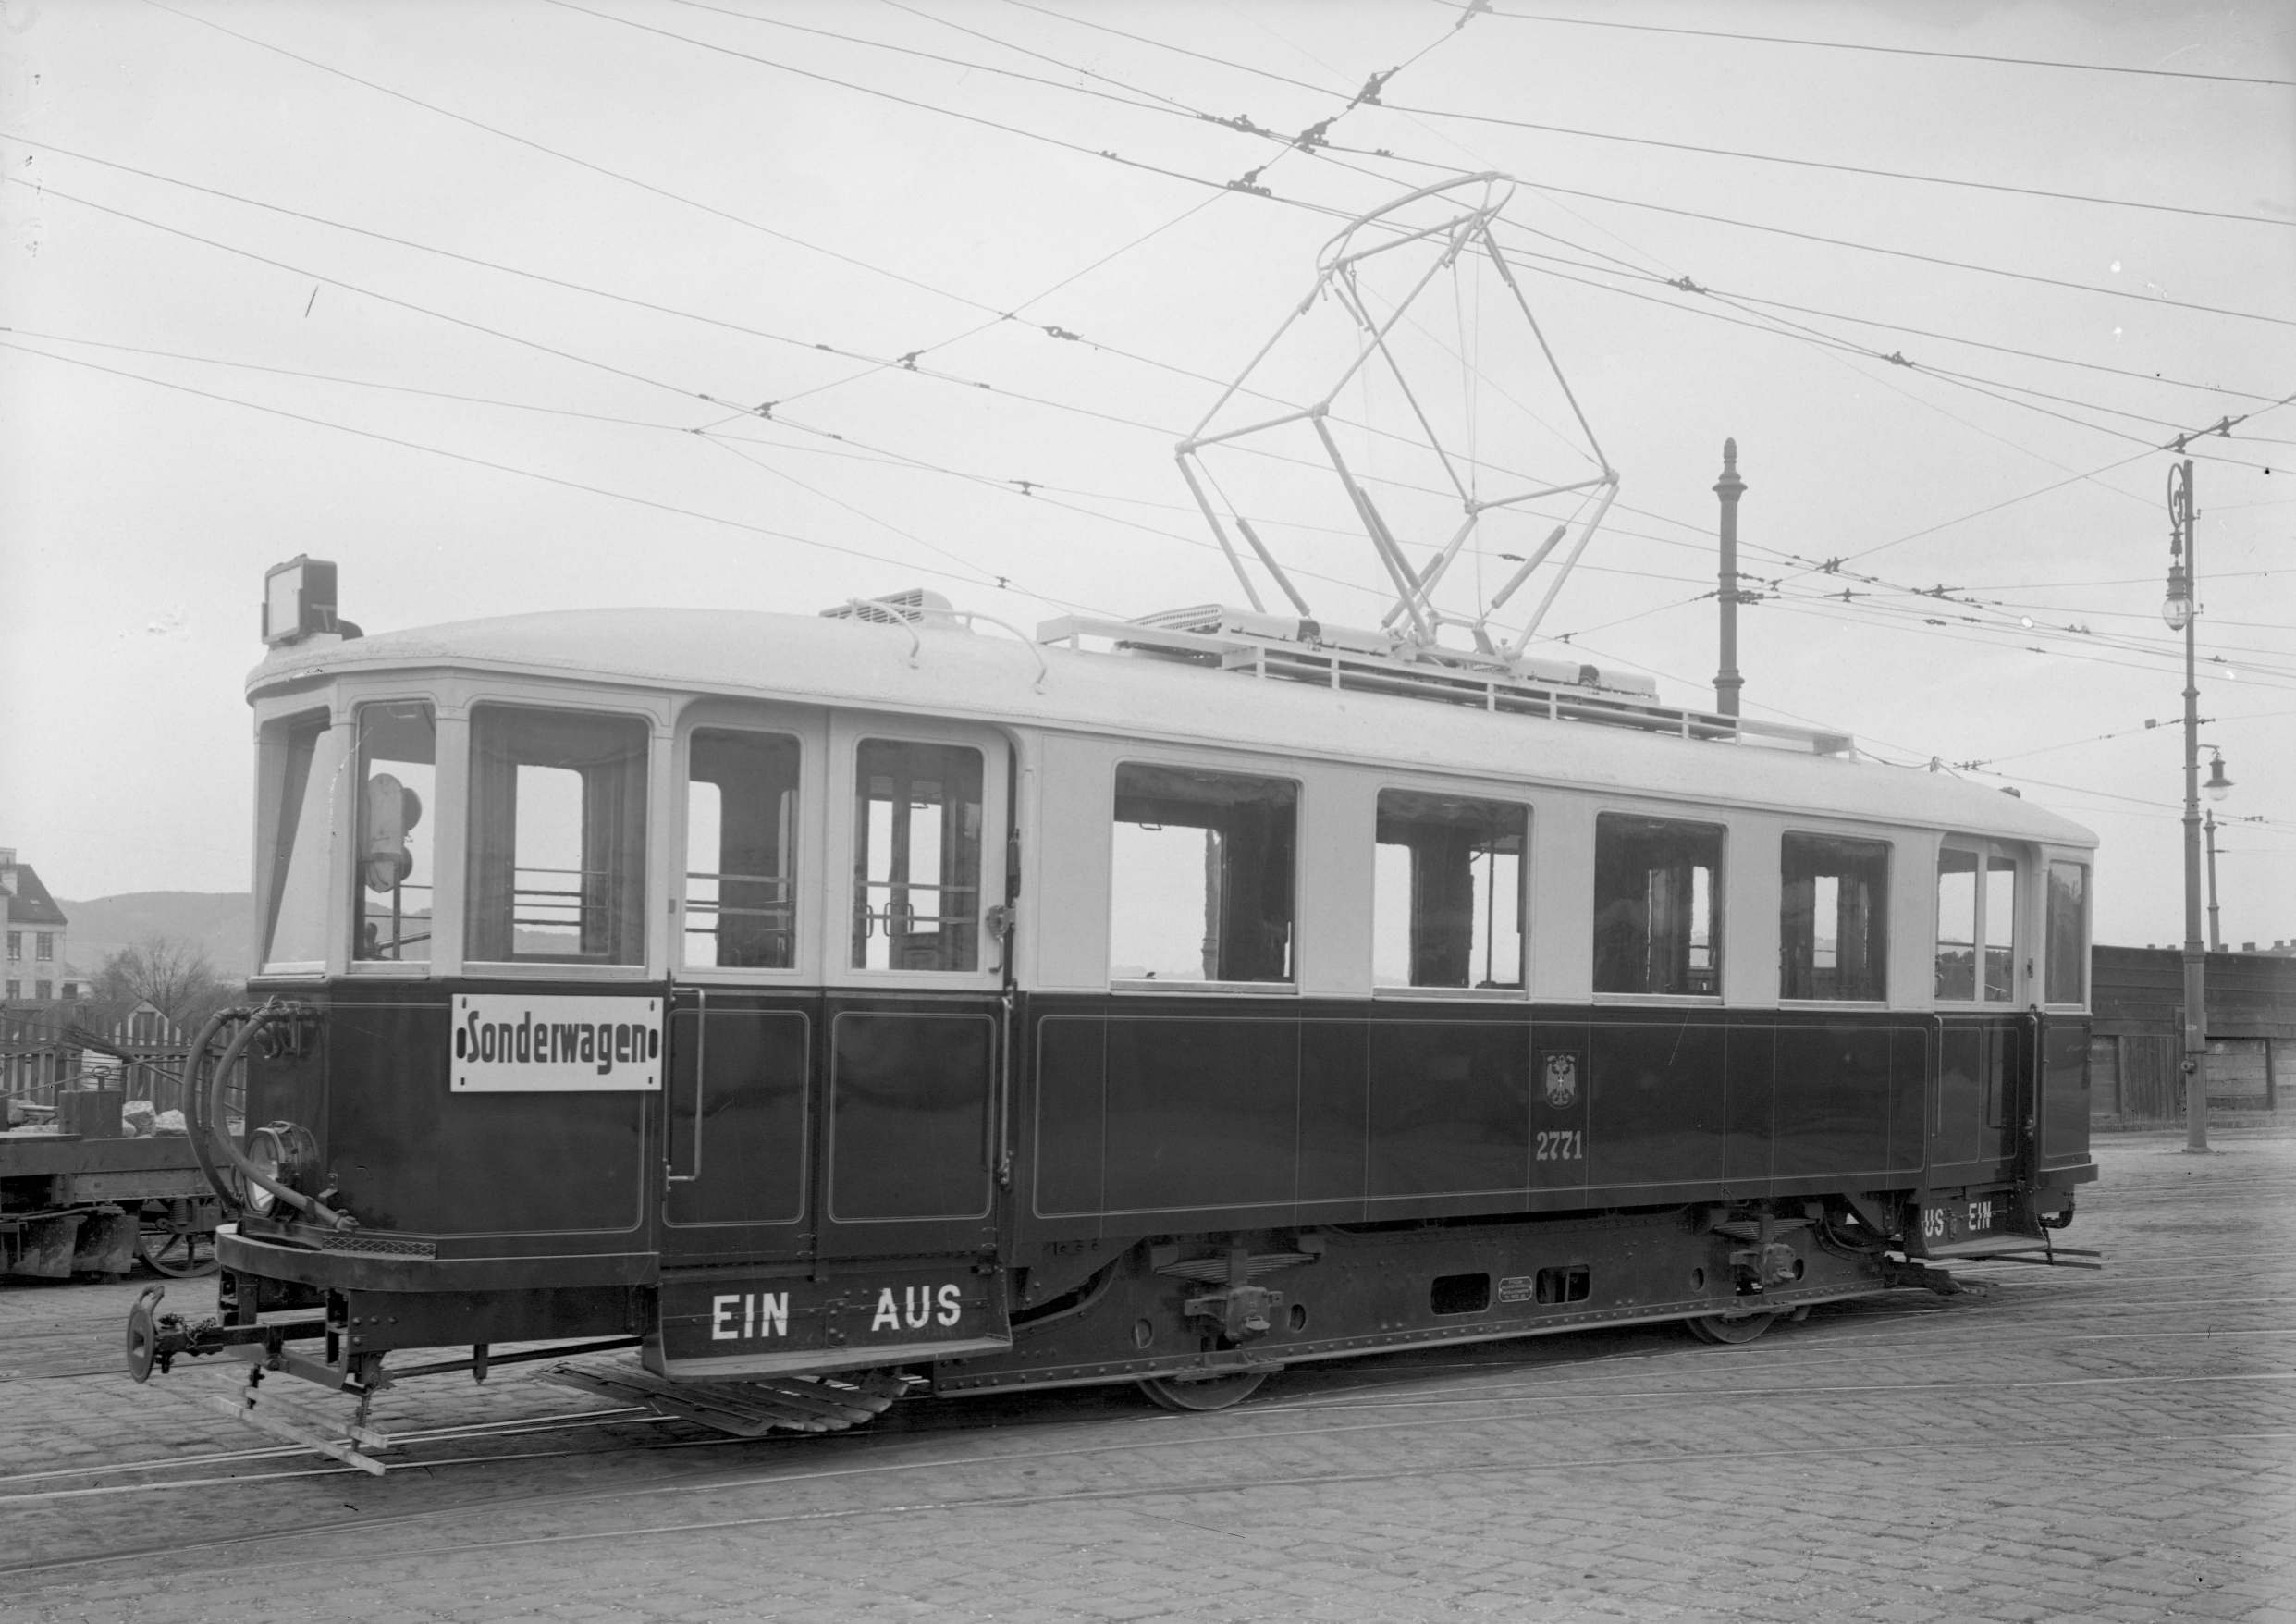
[2164,459,2209,1153]
[2204,808,2222,953]
[1714,438,1744,719]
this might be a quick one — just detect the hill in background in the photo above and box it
[59,892,254,982]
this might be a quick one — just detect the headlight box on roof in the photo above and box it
[262,555,339,646]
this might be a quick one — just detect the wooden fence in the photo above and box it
[2094,1032,2283,1120]
[2102,1033,2183,1120]
[2,1006,216,1115]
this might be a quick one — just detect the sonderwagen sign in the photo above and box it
[451,993,662,1092]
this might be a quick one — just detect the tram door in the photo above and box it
[814,723,1007,1262]
[661,720,821,1265]
[659,718,1008,1265]
[662,990,817,1264]
[1931,1018,2020,1187]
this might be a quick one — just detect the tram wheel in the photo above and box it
[1686,1309,1776,1346]
[136,1202,218,1279]
[1137,1370,1270,1413]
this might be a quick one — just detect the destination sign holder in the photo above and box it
[452,994,663,1092]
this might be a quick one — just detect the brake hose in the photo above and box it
[1816,1206,1893,1257]
[206,1000,358,1232]
[179,1006,246,1211]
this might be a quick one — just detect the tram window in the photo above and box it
[1111,764,1295,984]
[686,730,800,970]
[352,703,435,964]
[1373,791,1525,990]
[261,711,346,971]
[1779,833,1889,1001]
[465,707,648,964]
[1935,850,1979,1000]
[2044,861,2088,1005]
[852,740,983,973]
[1984,854,2019,1003]
[1591,815,1722,996]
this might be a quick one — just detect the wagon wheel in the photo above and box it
[136,1200,219,1278]
[1138,1370,1270,1413]
[1686,1309,1775,1346]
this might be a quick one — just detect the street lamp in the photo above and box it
[2162,561,2192,632]
[2167,460,2213,1153]
[2204,750,2232,802]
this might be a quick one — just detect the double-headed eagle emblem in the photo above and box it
[1542,1052,1579,1111]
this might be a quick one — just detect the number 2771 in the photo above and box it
[1536,1130,1583,1162]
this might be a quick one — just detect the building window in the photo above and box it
[1374,790,1525,990]
[1937,847,2020,1003]
[2045,861,2088,1006]
[1111,763,1295,984]
[1780,834,1889,1001]
[34,981,51,1002]
[1593,815,1722,996]
[5,932,18,960]
[852,740,983,973]
[34,934,52,962]
[4,981,18,1000]
[354,702,436,963]
[466,706,650,964]
[686,728,801,969]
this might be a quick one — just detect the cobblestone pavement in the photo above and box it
[1,1129,2290,1624]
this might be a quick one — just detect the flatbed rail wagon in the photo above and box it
[4,1124,219,1281]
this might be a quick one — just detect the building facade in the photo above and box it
[0,848,92,1003]
[2091,944,2293,1120]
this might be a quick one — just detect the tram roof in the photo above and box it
[250,607,2095,848]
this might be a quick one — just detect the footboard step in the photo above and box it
[540,1362,903,1437]
[212,1393,387,1476]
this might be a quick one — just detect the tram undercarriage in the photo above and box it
[128,1185,2061,1436]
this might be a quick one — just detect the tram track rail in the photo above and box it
[161,1425,2296,1578]
[14,1352,2290,1504]
[6,1411,2290,1587]
[6,1314,2290,1513]
[6,1340,2285,1584]
[0,1405,669,1492]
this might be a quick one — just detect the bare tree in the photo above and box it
[96,935,239,1030]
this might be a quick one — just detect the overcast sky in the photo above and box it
[2,0,2290,950]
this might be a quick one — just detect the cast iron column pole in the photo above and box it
[2175,459,2209,1153]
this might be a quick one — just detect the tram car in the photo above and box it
[128,561,2097,1422]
